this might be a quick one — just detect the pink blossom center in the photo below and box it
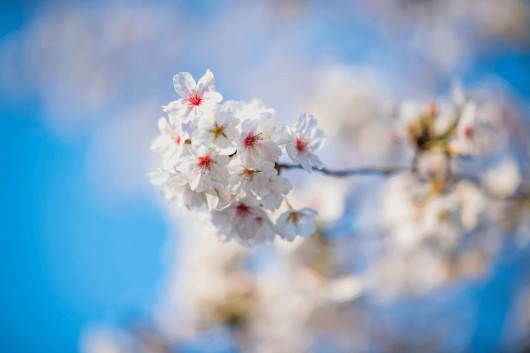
[464,126,474,139]
[196,154,213,171]
[173,135,181,145]
[295,138,307,152]
[187,92,202,107]
[236,204,250,218]
[243,132,262,149]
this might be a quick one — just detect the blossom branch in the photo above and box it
[275,163,408,177]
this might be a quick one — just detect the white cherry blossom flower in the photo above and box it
[228,159,291,211]
[237,113,284,168]
[151,167,229,211]
[276,208,318,241]
[150,116,189,167]
[149,169,206,209]
[211,199,276,247]
[228,160,274,197]
[286,113,325,173]
[193,105,240,150]
[163,69,223,123]
[260,171,292,211]
[175,146,230,194]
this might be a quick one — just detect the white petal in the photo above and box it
[196,69,215,95]
[204,91,223,105]
[285,143,299,163]
[297,218,316,237]
[157,117,169,133]
[150,135,169,153]
[173,72,196,97]
[258,140,282,163]
[205,191,219,210]
[299,155,313,173]
[276,211,297,241]
[308,153,324,169]
[301,208,319,217]
[188,172,201,191]
[148,170,169,185]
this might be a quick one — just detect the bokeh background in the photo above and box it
[1,0,530,352]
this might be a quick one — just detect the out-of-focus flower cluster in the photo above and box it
[150,70,324,246]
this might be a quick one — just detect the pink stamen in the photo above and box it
[196,154,213,171]
[174,135,181,145]
[236,204,250,217]
[464,126,474,139]
[187,92,202,107]
[243,132,262,149]
[295,138,307,152]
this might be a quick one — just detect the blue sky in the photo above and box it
[1,96,169,352]
[0,2,170,347]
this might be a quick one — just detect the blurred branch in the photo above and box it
[411,149,420,173]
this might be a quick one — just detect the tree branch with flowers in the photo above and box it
[150,69,528,248]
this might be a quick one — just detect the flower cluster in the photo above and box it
[392,84,479,159]
[150,70,324,246]
[92,66,530,353]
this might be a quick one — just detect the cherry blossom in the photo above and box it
[237,113,284,168]
[228,159,291,211]
[211,199,276,247]
[144,61,530,352]
[193,105,240,150]
[150,116,189,168]
[149,169,206,209]
[175,146,230,195]
[164,69,223,123]
[276,208,318,241]
[286,113,325,173]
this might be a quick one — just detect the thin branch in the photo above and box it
[411,149,420,173]
[275,163,408,177]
